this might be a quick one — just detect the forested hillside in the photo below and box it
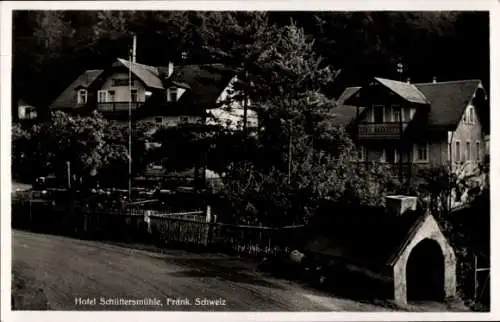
[12,11,489,119]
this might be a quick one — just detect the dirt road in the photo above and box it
[12,230,393,311]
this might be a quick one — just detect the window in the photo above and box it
[463,106,475,125]
[77,89,87,104]
[113,79,133,86]
[455,141,461,162]
[385,147,396,163]
[469,107,475,124]
[380,148,387,163]
[466,141,471,161]
[180,116,189,124]
[372,105,384,123]
[97,90,109,103]
[108,90,115,102]
[391,104,401,122]
[476,141,481,161]
[154,117,163,125]
[357,145,366,161]
[130,89,138,102]
[168,87,178,102]
[394,149,401,163]
[414,142,429,162]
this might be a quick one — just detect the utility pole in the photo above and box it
[243,67,248,146]
[399,105,403,182]
[397,61,404,182]
[66,161,71,189]
[128,36,134,201]
[474,254,478,302]
[288,119,292,185]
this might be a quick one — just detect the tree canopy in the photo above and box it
[13,11,489,118]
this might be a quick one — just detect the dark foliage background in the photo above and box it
[12,11,489,122]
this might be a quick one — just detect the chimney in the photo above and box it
[132,34,137,63]
[432,76,437,84]
[168,61,174,78]
[385,195,417,216]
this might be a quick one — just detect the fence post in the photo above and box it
[83,212,88,234]
[206,205,211,223]
[474,254,478,302]
[144,210,152,234]
[29,191,32,227]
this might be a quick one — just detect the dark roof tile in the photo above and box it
[50,69,104,109]
[52,61,236,113]
[169,64,235,107]
[305,203,427,268]
[116,58,163,89]
[336,86,361,106]
[337,78,485,130]
[329,105,365,126]
[414,80,483,129]
[375,77,429,104]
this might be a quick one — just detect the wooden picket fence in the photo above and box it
[150,215,212,247]
[210,223,300,258]
[12,196,303,259]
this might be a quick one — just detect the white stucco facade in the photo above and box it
[392,214,456,306]
[211,76,258,131]
[99,72,148,104]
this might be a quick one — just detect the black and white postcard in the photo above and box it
[1,1,497,321]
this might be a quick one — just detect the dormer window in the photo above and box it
[77,89,88,104]
[167,87,178,102]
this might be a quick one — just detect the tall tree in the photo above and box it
[196,12,277,141]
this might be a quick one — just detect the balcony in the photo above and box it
[358,122,408,139]
[97,102,143,113]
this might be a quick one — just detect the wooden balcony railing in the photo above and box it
[97,102,143,112]
[358,122,409,139]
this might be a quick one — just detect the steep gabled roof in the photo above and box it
[337,77,486,130]
[169,64,235,107]
[18,99,36,108]
[52,60,237,112]
[50,69,104,109]
[414,80,484,129]
[329,105,365,126]
[336,86,361,107]
[304,203,429,269]
[116,58,163,89]
[374,77,429,105]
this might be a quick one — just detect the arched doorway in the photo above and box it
[406,238,445,302]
